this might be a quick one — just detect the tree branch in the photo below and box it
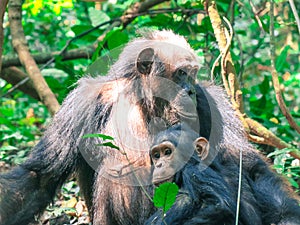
[2,45,96,68]
[205,0,241,109]
[269,0,300,134]
[288,0,300,36]
[121,0,168,27]
[1,67,40,100]
[205,0,300,159]
[8,0,60,115]
[245,117,300,159]
[249,0,265,36]
[0,0,9,75]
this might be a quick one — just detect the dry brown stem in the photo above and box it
[269,1,300,134]
[205,0,300,159]
[8,0,60,115]
[2,45,96,68]
[1,67,40,100]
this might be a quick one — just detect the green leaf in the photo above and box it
[259,76,270,95]
[97,142,120,150]
[31,0,43,15]
[276,45,291,72]
[88,7,110,27]
[71,25,94,36]
[153,182,179,213]
[41,68,69,78]
[82,133,114,141]
[0,108,14,117]
[267,147,297,158]
[82,134,120,151]
[0,146,18,151]
[106,29,129,50]
[286,177,299,188]
[53,4,62,15]
[61,0,73,8]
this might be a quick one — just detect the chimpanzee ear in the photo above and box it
[136,47,155,75]
[194,137,209,160]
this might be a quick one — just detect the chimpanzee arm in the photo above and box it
[0,77,111,225]
[0,155,76,225]
[197,83,300,224]
[249,159,300,225]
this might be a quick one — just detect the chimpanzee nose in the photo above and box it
[156,162,163,168]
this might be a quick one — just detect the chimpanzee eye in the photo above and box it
[177,68,187,76]
[164,148,172,156]
[153,152,160,159]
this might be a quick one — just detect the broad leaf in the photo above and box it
[106,29,129,50]
[153,182,179,213]
[88,7,110,27]
[276,45,291,72]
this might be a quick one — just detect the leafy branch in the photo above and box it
[269,0,300,134]
[205,0,300,159]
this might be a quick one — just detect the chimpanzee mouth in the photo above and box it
[153,176,174,187]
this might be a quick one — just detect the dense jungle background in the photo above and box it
[0,0,299,224]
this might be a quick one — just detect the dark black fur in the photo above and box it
[146,152,238,225]
[146,125,261,225]
[147,125,300,225]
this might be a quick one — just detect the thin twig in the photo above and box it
[210,53,221,82]
[235,147,243,225]
[123,152,153,202]
[235,35,244,82]
[249,0,265,35]
[288,0,300,36]
[8,0,60,115]
[220,16,233,96]
[269,0,300,134]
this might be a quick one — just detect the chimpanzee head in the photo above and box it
[149,124,209,186]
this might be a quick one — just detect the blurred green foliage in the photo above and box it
[0,85,47,164]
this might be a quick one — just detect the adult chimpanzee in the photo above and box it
[146,124,261,225]
[0,30,299,225]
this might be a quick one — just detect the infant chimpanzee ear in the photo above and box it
[194,137,209,160]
